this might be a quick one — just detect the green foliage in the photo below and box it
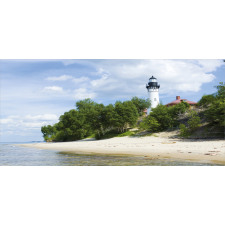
[201,82,225,132]
[141,102,190,133]
[179,111,201,137]
[148,104,174,130]
[95,129,135,140]
[117,130,135,137]
[198,94,216,107]
[179,124,190,137]
[54,109,89,141]
[168,102,190,125]
[41,98,140,142]
[131,97,151,116]
[215,82,225,99]
[204,98,225,129]
[114,101,139,132]
[187,111,201,132]
[41,125,56,141]
[141,103,190,132]
[142,116,160,132]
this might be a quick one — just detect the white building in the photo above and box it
[146,76,160,114]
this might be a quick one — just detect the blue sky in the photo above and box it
[0,59,224,142]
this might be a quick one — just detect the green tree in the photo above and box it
[54,109,89,141]
[141,102,190,132]
[205,99,225,129]
[201,82,225,133]
[131,97,151,116]
[198,94,216,107]
[149,104,174,130]
[187,111,201,132]
[215,82,225,99]
[102,104,116,131]
[168,102,190,126]
[114,101,139,132]
[41,125,55,141]
[179,124,190,137]
[142,116,160,132]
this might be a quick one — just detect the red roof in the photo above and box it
[166,98,197,106]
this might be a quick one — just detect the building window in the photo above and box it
[154,98,157,101]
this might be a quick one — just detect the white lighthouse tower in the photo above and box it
[146,76,160,114]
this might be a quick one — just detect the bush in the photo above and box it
[204,99,225,129]
[198,94,216,107]
[187,111,201,132]
[149,104,174,130]
[179,124,190,137]
[140,103,189,132]
[142,116,160,132]
[179,111,201,137]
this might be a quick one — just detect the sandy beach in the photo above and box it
[19,132,225,165]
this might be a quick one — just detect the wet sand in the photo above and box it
[19,132,225,165]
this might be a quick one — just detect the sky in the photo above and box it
[0,59,224,142]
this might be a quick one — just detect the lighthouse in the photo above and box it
[146,76,160,114]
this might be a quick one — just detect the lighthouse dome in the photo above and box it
[149,76,157,82]
[146,76,160,89]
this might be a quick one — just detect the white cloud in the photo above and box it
[88,59,222,97]
[25,114,58,121]
[0,118,13,124]
[91,74,110,87]
[23,122,49,128]
[196,59,224,72]
[43,86,63,92]
[74,88,96,100]
[46,75,73,81]
[1,114,59,133]
[73,76,89,83]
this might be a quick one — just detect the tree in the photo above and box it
[169,102,189,117]
[149,104,174,130]
[179,124,190,137]
[179,111,201,137]
[142,116,160,132]
[41,125,55,141]
[102,104,116,131]
[201,82,225,132]
[131,97,151,116]
[204,99,225,129]
[198,94,216,107]
[75,99,105,135]
[114,101,139,132]
[187,111,201,132]
[215,82,225,99]
[53,109,89,141]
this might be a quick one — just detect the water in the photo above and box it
[0,143,222,166]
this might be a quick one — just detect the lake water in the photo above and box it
[0,143,222,166]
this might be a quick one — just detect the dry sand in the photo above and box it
[19,131,225,165]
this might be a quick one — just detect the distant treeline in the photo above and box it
[41,82,225,141]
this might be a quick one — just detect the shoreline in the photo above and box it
[18,132,225,165]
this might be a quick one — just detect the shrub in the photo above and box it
[179,124,190,137]
[198,94,216,107]
[179,111,201,137]
[143,116,160,132]
[187,111,201,132]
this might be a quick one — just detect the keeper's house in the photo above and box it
[166,96,197,108]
